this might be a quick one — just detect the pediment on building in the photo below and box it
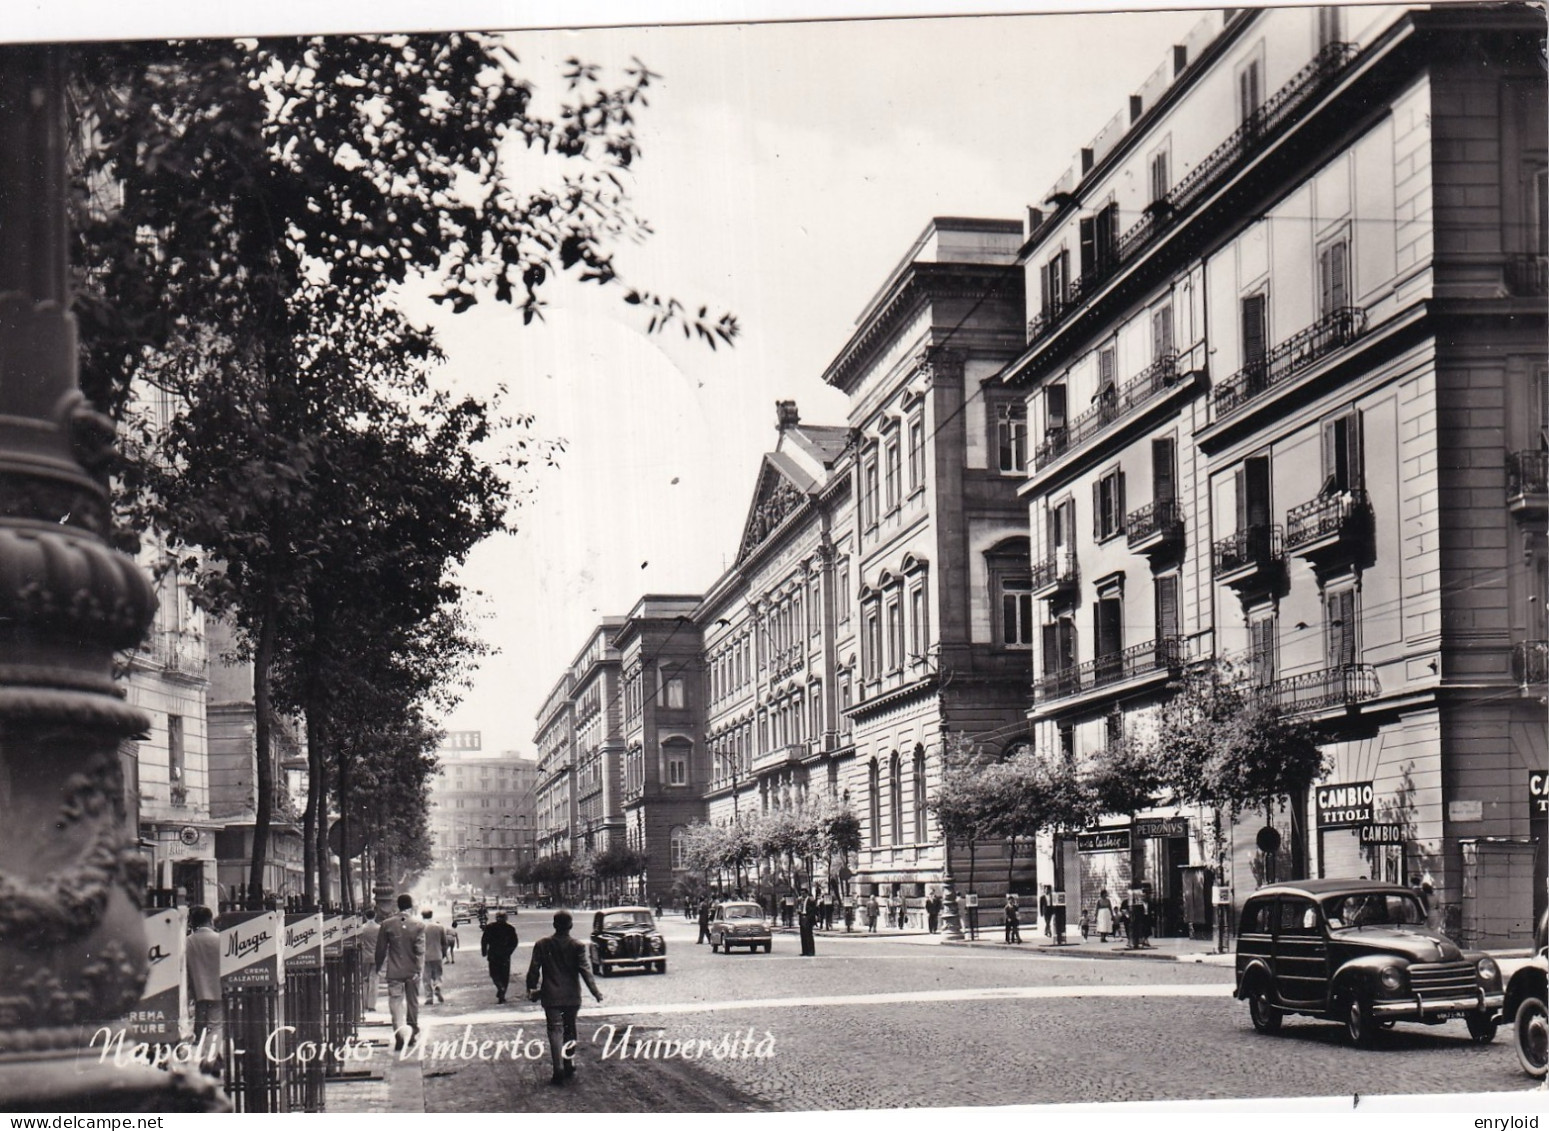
[735,458,810,566]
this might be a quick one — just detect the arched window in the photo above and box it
[889,752,903,844]
[913,745,928,842]
[868,759,881,848]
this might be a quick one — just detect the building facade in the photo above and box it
[425,737,540,895]
[1005,3,1546,945]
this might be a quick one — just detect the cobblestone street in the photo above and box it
[361,914,1545,1113]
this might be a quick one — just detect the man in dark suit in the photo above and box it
[797,888,817,956]
[480,911,520,1003]
[696,898,713,945]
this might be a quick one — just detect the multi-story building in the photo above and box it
[617,595,706,903]
[534,672,576,862]
[1004,4,1546,945]
[425,737,540,894]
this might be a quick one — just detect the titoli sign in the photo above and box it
[1316,781,1374,829]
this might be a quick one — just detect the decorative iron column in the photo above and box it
[0,46,214,1111]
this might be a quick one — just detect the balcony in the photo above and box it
[1213,524,1284,591]
[1285,488,1373,569]
[1030,549,1079,601]
[1025,41,1361,348]
[1508,450,1547,523]
[752,741,810,775]
[1268,664,1379,714]
[1036,636,1182,704]
[1506,254,1548,297]
[1035,353,1187,472]
[136,628,208,678]
[1513,641,1548,686]
[1213,307,1369,420]
[1126,498,1184,557]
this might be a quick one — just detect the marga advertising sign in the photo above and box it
[220,910,282,987]
[1316,781,1374,829]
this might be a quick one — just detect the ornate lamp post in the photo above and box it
[0,47,218,1110]
[939,838,964,942]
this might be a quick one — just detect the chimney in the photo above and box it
[1026,206,1044,236]
[1080,147,1095,174]
[1129,94,1144,124]
[776,400,800,431]
[1173,44,1189,77]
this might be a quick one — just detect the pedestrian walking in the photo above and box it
[481,910,520,1003]
[186,905,224,1073]
[819,890,833,931]
[375,893,427,1049]
[446,922,458,964]
[843,898,855,932]
[525,910,604,1085]
[1078,908,1091,940]
[926,891,942,934]
[1003,894,1021,943]
[797,889,817,956]
[1095,889,1114,942]
[697,898,713,944]
[421,908,450,1004]
[866,894,879,932]
[895,897,908,930]
[1039,886,1054,937]
[358,910,382,1012]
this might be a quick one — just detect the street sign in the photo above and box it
[1134,816,1188,839]
[1316,781,1374,828]
[1077,828,1131,853]
[1530,771,1549,817]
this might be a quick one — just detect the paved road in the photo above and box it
[409,910,1536,1112]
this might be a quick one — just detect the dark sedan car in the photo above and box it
[708,901,773,954]
[1503,908,1548,1077]
[589,906,667,975]
[1235,879,1503,1046]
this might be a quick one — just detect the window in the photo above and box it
[810,577,821,638]
[910,585,927,660]
[865,608,882,680]
[838,565,850,626]
[1041,249,1070,316]
[889,753,903,844]
[868,760,881,848]
[913,747,927,842]
[1152,305,1174,362]
[1042,616,1077,685]
[1241,292,1268,377]
[810,685,823,739]
[1104,710,1123,748]
[863,456,880,528]
[1049,497,1075,560]
[167,714,185,789]
[907,412,925,491]
[1321,410,1363,495]
[1318,236,1350,316]
[885,438,901,511]
[1058,721,1076,765]
[1097,346,1117,403]
[1094,467,1125,540]
[1152,437,1176,504]
[1149,147,1170,203]
[666,750,688,786]
[1078,202,1119,279]
[1093,586,1123,680]
[1155,573,1180,643]
[670,827,686,871]
[997,403,1028,473]
[1238,54,1263,126]
[1235,454,1272,534]
[1045,383,1068,439]
[1001,577,1034,648]
[886,599,903,671]
[1326,587,1358,668]
[1250,610,1277,686]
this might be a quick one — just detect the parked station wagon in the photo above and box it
[1234,879,1503,1045]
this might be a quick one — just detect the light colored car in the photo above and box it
[709,901,772,954]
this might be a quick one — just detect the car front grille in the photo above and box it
[1409,960,1477,999]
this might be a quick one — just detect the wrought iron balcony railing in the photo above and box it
[1507,253,1548,297]
[1030,550,1079,597]
[1034,353,1180,470]
[1513,640,1548,685]
[1213,307,1369,419]
[1213,524,1284,579]
[1126,498,1184,551]
[137,628,208,677]
[1508,450,1548,500]
[1025,41,1361,348]
[1268,663,1380,714]
[1035,636,1182,702]
[1285,488,1372,553]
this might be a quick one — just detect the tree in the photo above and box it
[1087,732,1164,904]
[928,734,1001,895]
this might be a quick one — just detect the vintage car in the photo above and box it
[450,900,475,927]
[1234,879,1504,1046]
[589,906,667,975]
[709,901,773,954]
[1502,909,1548,1077]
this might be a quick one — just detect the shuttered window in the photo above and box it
[1327,588,1357,667]
[1318,238,1350,316]
[1321,410,1363,494]
[1152,437,1176,503]
[1241,293,1268,372]
[1154,574,1179,641]
[1152,305,1174,360]
[1094,468,1126,540]
[1250,614,1277,685]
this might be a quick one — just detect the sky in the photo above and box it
[19,1,1212,751]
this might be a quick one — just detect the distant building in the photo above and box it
[425,737,540,893]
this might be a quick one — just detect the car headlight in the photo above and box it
[651,937,665,952]
[602,939,615,952]
[1476,957,1499,983]
[1379,965,1404,991]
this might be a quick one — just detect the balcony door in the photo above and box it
[1094,591,1123,684]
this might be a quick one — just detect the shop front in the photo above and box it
[1315,780,1374,879]
[1073,816,1193,936]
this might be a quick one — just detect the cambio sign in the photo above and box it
[1316,781,1374,829]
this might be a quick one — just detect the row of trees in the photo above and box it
[512,844,651,903]
[65,35,736,907]
[930,660,1330,894]
[676,800,864,898]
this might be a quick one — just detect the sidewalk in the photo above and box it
[325,1009,426,1113]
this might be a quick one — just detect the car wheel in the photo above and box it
[1514,994,1547,1078]
[1247,982,1282,1034]
[764,942,772,953]
[1466,1012,1498,1044]
[654,961,666,974]
[1342,992,1376,1047]
[710,939,719,953]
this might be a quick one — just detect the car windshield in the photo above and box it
[600,911,654,930]
[721,903,763,920]
[1323,892,1426,929]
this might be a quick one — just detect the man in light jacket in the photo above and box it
[375,893,426,1049]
